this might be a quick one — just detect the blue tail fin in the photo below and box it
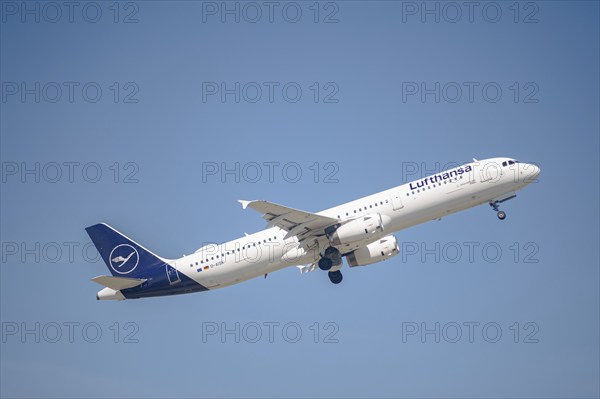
[85,223,166,278]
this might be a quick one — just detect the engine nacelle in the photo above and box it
[328,213,391,246]
[346,235,399,267]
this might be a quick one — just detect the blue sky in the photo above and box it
[1,1,598,397]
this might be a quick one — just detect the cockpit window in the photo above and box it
[502,159,519,167]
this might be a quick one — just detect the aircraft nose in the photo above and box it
[532,164,541,179]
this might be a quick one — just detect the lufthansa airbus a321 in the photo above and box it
[86,157,541,300]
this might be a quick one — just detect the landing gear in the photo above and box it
[319,247,344,283]
[319,247,342,271]
[318,257,333,271]
[328,270,343,284]
[490,201,507,221]
[324,246,342,265]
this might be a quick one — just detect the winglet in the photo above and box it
[473,158,478,162]
[238,200,252,209]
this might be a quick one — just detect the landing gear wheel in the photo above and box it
[490,201,506,220]
[328,270,343,284]
[318,257,333,271]
[324,247,342,266]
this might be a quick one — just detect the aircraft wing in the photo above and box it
[238,200,339,246]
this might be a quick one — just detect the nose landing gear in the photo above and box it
[490,201,506,220]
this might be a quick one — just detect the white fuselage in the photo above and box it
[172,157,540,290]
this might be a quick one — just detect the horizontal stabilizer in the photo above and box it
[91,275,146,290]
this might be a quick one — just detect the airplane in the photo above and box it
[86,157,541,300]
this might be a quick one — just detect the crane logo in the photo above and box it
[109,244,139,275]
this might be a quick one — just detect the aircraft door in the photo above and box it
[391,191,404,211]
[460,166,476,186]
[166,264,181,285]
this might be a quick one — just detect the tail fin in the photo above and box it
[85,223,167,278]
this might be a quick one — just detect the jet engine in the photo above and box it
[346,235,399,267]
[328,213,391,246]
